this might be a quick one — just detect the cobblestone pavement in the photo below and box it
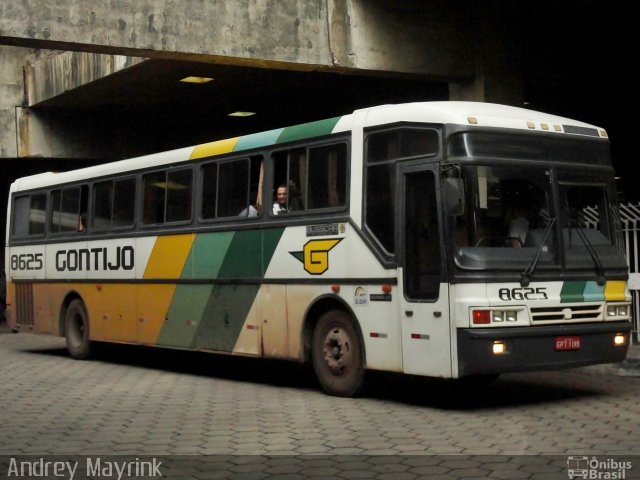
[1,331,639,479]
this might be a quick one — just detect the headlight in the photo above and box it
[605,303,631,320]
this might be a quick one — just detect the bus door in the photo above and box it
[398,164,452,377]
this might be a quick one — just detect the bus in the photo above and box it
[4,101,632,396]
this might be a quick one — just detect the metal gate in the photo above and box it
[586,203,640,343]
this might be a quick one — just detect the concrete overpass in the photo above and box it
[0,0,524,163]
[1,0,629,220]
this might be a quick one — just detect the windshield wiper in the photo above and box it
[520,217,556,287]
[570,221,606,285]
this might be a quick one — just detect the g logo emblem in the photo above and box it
[290,239,342,275]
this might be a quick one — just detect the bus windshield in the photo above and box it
[451,163,627,275]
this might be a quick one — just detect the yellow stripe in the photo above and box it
[140,234,196,344]
[144,234,195,278]
[189,137,239,160]
[604,281,627,301]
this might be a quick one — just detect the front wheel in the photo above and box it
[65,299,91,359]
[312,310,365,397]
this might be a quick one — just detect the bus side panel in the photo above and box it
[154,229,285,353]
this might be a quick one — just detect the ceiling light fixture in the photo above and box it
[228,111,256,117]
[180,76,214,84]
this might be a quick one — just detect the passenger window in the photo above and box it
[272,142,347,215]
[12,194,47,238]
[92,178,136,230]
[142,168,192,225]
[49,185,88,233]
[218,160,249,218]
[201,157,262,220]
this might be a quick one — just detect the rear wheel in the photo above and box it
[65,299,91,359]
[312,310,364,397]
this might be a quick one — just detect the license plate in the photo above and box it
[555,336,581,351]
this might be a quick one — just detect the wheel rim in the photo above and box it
[322,326,353,376]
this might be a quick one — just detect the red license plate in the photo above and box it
[555,336,581,351]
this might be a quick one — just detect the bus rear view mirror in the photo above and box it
[444,178,465,216]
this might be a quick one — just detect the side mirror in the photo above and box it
[444,178,465,216]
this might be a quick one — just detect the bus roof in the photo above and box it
[11,101,605,192]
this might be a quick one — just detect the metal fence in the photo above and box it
[619,204,640,343]
[586,203,640,343]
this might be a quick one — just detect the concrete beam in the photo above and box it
[0,0,474,79]
[25,51,145,106]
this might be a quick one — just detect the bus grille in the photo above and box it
[530,304,603,322]
[15,283,35,326]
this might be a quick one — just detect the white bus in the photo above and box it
[5,101,632,396]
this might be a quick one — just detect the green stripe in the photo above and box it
[158,285,214,348]
[159,228,285,352]
[234,128,284,152]
[560,281,587,303]
[195,228,285,351]
[276,117,341,144]
[181,231,235,279]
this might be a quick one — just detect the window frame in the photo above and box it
[91,176,138,232]
[10,192,48,240]
[198,155,264,223]
[268,138,350,218]
[140,166,194,228]
[363,123,442,262]
[47,184,89,236]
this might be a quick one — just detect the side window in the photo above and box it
[142,168,192,225]
[272,142,347,215]
[92,178,136,231]
[49,185,88,234]
[12,193,47,238]
[201,157,262,220]
[166,170,193,223]
[218,159,249,218]
[365,128,439,254]
[365,162,396,253]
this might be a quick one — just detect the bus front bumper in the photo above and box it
[457,321,632,377]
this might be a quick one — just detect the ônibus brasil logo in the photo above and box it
[567,456,632,479]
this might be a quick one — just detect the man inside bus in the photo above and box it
[273,184,288,215]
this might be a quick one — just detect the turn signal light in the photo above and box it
[473,310,491,324]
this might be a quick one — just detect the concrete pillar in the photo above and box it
[0,46,28,158]
[448,1,523,106]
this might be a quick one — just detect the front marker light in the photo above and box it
[614,334,626,346]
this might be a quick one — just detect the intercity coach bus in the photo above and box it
[4,102,632,396]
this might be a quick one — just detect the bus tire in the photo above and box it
[312,310,364,397]
[65,299,91,360]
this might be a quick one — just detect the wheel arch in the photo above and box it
[301,294,366,366]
